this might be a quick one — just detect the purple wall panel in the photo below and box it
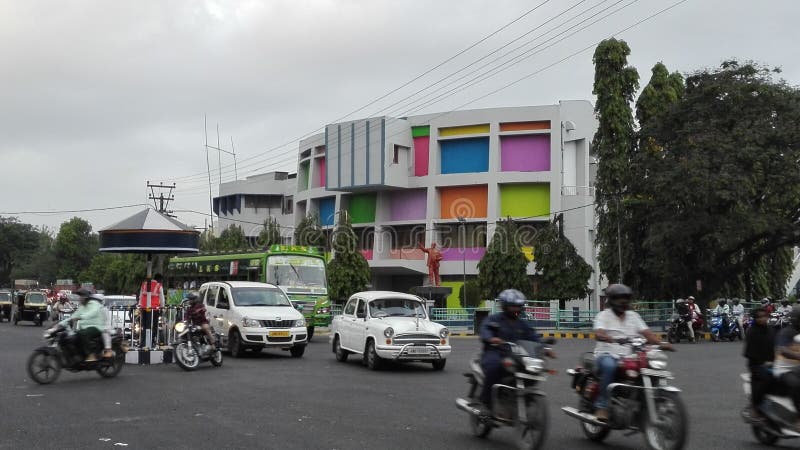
[440,247,486,261]
[500,134,551,172]
[389,189,427,221]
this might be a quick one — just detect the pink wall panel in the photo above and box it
[413,136,429,176]
[440,247,486,261]
[500,135,550,172]
[318,158,326,187]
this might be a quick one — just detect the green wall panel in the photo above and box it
[440,280,464,309]
[500,183,550,217]
[348,193,376,224]
[412,126,430,138]
[299,162,310,191]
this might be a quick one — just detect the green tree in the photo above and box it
[530,220,592,308]
[592,38,639,284]
[326,215,371,303]
[11,228,59,285]
[53,217,98,280]
[80,253,146,294]
[639,61,800,299]
[257,217,282,249]
[199,229,219,252]
[216,224,248,251]
[459,280,483,308]
[294,214,327,248]
[0,217,42,286]
[477,218,532,300]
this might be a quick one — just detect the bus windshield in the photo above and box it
[266,255,326,288]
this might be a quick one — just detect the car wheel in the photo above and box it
[228,330,245,358]
[290,345,306,358]
[307,326,314,342]
[365,340,382,371]
[334,336,349,362]
[432,359,446,371]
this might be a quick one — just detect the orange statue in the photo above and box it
[418,242,443,286]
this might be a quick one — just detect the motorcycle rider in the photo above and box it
[732,298,745,333]
[744,307,775,421]
[593,284,670,422]
[714,298,732,333]
[773,309,800,431]
[55,288,110,362]
[478,289,552,412]
[778,299,793,315]
[185,291,216,353]
[687,296,702,337]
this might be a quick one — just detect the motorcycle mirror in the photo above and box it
[793,335,800,344]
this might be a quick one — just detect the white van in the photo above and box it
[199,281,307,358]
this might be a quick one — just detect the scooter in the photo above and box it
[741,364,800,444]
[455,339,554,450]
[710,313,739,341]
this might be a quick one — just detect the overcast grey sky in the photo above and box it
[1,0,798,233]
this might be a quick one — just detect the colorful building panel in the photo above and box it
[439,185,488,219]
[499,183,550,218]
[388,189,427,221]
[318,197,336,226]
[500,134,551,172]
[348,193,377,224]
[440,247,487,261]
[440,137,489,174]
[439,124,490,137]
[413,136,430,176]
[500,121,550,132]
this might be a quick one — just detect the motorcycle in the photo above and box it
[667,312,694,344]
[562,337,687,450]
[455,339,554,450]
[26,324,126,385]
[741,346,800,445]
[173,321,223,371]
[769,312,790,330]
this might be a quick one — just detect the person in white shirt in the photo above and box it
[593,284,671,422]
[686,296,703,337]
[778,300,794,316]
[731,298,745,332]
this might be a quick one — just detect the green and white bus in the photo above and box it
[168,245,331,340]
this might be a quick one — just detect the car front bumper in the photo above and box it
[375,343,451,360]
[240,326,307,347]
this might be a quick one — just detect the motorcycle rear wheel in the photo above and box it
[469,413,492,438]
[518,396,549,450]
[752,425,779,445]
[581,420,610,442]
[97,352,124,378]
[175,342,200,371]
[642,392,688,450]
[27,349,62,385]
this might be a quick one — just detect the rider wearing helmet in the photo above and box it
[774,309,800,430]
[732,298,745,332]
[778,299,793,316]
[478,289,550,411]
[593,284,670,422]
[185,291,216,352]
[55,288,107,362]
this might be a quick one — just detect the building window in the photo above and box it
[438,222,487,249]
[244,195,281,212]
[393,146,400,164]
[282,196,294,215]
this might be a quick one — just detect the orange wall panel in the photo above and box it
[499,121,550,132]
[439,185,488,219]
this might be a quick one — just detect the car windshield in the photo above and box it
[0,292,10,301]
[266,255,327,288]
[26,293,45,304]
[369,298,426,318]
[232,287,292,307]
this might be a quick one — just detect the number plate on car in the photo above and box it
[407,346,430,355]
[269,331,291,337]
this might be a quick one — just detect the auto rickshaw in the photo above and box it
[0,290,12,322]
[14,291,48,326]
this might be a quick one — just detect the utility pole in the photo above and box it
[147,181,176,216]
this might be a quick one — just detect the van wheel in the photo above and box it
[307,327,315,341]
[290,345,306,358]
[432,359,446,371]
[228,330,245,358]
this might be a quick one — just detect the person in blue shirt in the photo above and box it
[478,289,552,410]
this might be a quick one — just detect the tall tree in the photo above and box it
[640,61,800,299]
[477,218,532,300]
[326,215,371,303]
[294,214,327,248]
[530,219,593,308]
[257,217,282,249]
[11,228,59,285]
[54,217,98,279]
[0,217,41,286]
[592,38,639,284]
[216,224,248,251]
[80,253,146,294]
[199,229,219,252]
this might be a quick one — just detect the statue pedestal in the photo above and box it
[410,285,452,309]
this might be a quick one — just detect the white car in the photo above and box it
[330,291,451,371]
[200,281,307,358]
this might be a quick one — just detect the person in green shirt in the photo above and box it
[58,288,106,362]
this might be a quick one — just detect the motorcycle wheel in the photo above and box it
[27,349,62,385]
[97,352,124,378]
[210,349,223,367]
[470,413,492,438]
[642,391,688,450]
[581,420,610,442]
[666,331,675,344]
[175,342,200,371]
[752,425,779,445]
[518,396,549,450]
[711,332,719,342]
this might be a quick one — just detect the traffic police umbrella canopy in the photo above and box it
[98,208,199,254]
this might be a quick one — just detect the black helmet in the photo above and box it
[74,287,92,298]
[733,298,740,304]
[718,298,727,305]
[186,291,201,304]
[605,284,633,314]
[497,289,526,307]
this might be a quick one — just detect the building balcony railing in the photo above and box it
[561,185,595,196]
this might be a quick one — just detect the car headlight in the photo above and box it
[647,349,668,370]
[294,319,306,327]
[439,327,450,339]
[523,356,545,373]
[384,327,394,338]
[174,322,187,333]
[242,318,261,328]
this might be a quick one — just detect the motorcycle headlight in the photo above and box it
[384,327,394,338]
[294,318,306,327]
[439,327,450,339]
[647,349,668,370]
[242,318,262,328]
[522,356,545,373]
[174,322,187,334]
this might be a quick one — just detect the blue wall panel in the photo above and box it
[319,197,336,226]
[440,137,489,174]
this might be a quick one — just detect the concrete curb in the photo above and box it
[451,331,714,340]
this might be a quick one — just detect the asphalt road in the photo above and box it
[0,322,792,450]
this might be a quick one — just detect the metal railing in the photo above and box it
[107,305,187,351]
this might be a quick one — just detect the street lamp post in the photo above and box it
[457,216,467,308]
